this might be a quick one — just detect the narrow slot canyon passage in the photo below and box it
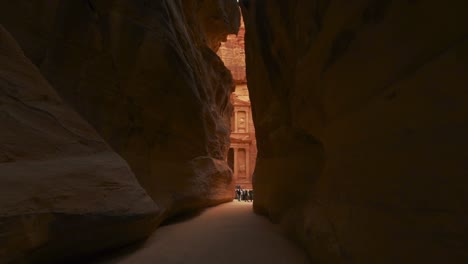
[94,14,296,264]
[1,0,468,263]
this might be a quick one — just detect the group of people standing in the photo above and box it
[235,185,254,202]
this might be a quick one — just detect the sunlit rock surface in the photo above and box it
[0,25,159,263]
[0,0,241,215]
[217,16,257,189]
[241,0,468,262]
[218,16,246,83]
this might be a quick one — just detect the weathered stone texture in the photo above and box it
[0,25,159,263]
[218,15,256,189]
[0,0,240,215]
[229,85,257,189]
[218,16,246,83]
[241,0,468,263]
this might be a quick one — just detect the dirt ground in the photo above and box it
[94,201,310,264]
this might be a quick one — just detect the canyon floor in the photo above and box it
[93,201,309,264]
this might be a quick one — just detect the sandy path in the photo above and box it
[96,201,309,264]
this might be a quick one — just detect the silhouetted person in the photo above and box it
[248,189,253,202]
[236,188,241,201]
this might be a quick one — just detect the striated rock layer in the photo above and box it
[0,25,159,263]
[241,0,468,263]
[0,0,241,215]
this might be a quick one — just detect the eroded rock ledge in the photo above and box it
[1,0,241,262]
[1,0,240,216]
[0,25,159,263]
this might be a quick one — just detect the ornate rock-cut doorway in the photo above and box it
[228,86,256,189]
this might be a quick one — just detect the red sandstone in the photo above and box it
[218,16,256,189]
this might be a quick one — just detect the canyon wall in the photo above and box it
[0,0,240,261]
[241,0,468,263]
[0,0,240,215]
[0,25,159,263]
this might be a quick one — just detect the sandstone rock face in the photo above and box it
[0,0,241,215]
[218,16,246,83]
[241,0,468,262]
[0,25,159,263]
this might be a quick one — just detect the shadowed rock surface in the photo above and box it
[241,0,468,262]
[2,0,468,263]
[0,0,241,216]
[0,25,159,263]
